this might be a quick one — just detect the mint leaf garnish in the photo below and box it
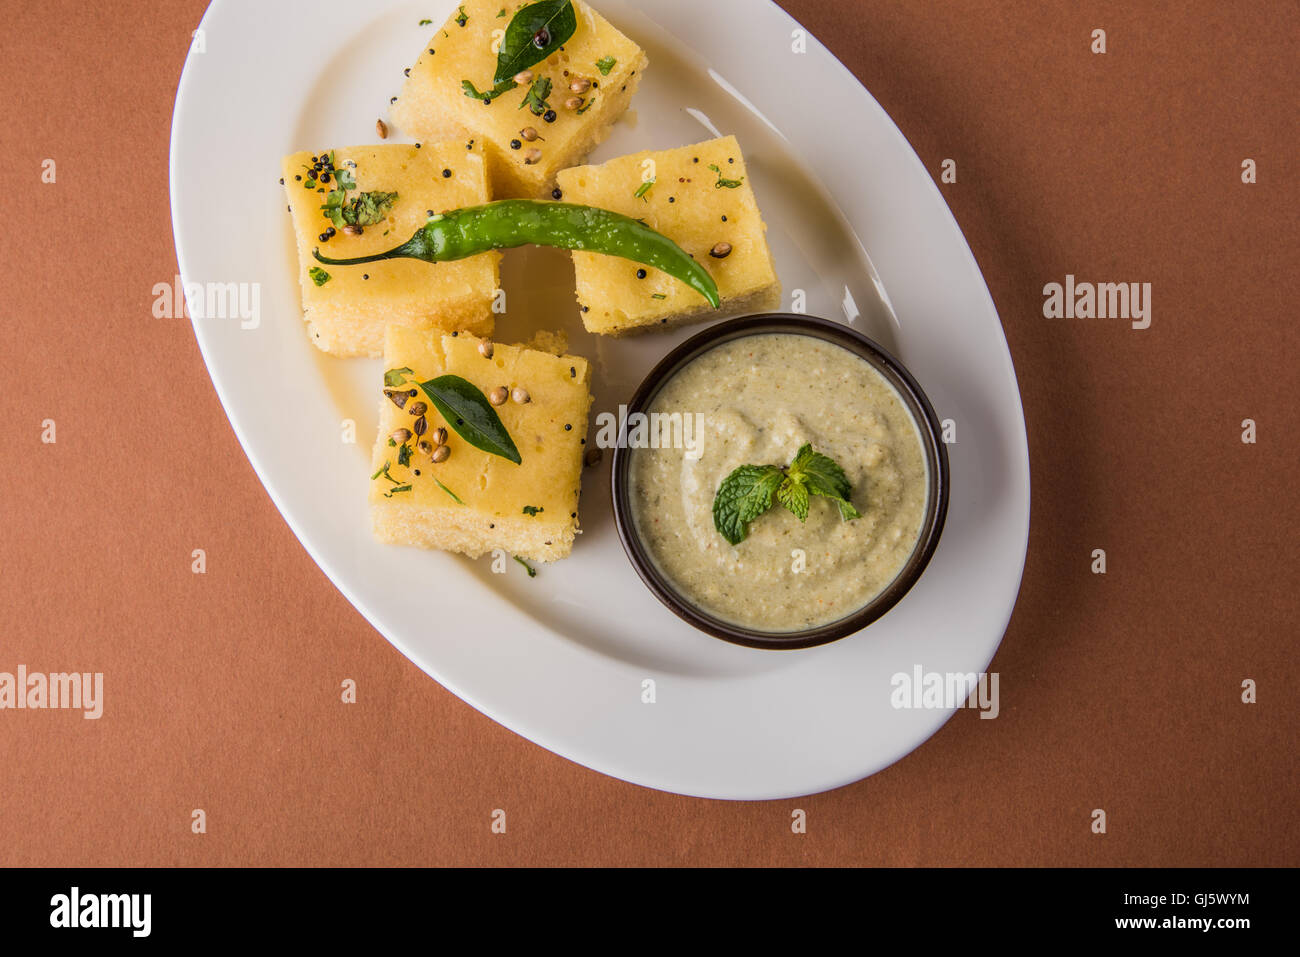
[712,445,860,544]
[775,478,809,522]
[788,443,860,520]
[712,465,784,545]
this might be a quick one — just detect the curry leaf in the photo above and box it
[493,0,577,85]
[419,374,522,464]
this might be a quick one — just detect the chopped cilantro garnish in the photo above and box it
[462,77,516,102]
[435,478,464,504]
[322,189,399,229]
[595,55,616,75]
[708,163,744,188]
[520,76,553,115]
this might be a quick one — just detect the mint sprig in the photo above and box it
[712,444,861,545]
[788,444,861,521]
[711,465,784,546]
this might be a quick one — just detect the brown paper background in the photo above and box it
[1,0,1295,866]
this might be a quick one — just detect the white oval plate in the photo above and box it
[171,0,1029,799]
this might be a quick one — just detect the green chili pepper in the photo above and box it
[312,199,721,308]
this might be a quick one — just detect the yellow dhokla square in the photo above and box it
[281,142,498,357]
[556,135,781,335]
[391,0,647,198]
[370,327,593,562]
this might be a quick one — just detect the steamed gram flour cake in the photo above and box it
[556,135,780,335]
[370,327,593,562]
[392,0,647,198]
[281,142,498,357]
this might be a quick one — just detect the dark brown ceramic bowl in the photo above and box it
[611,314,950,650]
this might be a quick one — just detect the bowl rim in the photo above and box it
[609,313,951,650]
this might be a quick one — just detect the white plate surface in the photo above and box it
[170,0,1030,799]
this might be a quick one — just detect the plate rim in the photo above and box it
[169,0,1031,800]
